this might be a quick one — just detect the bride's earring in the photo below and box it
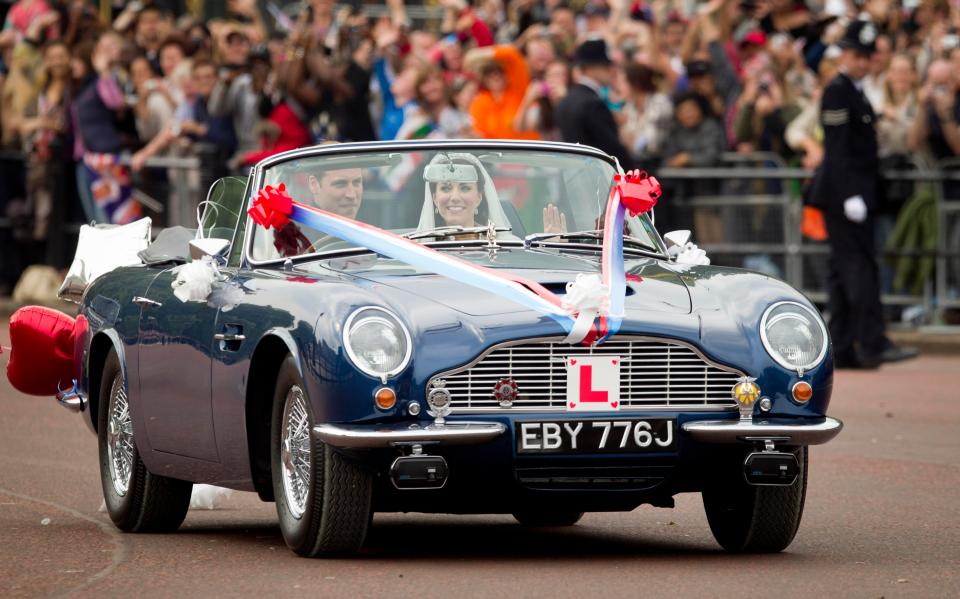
[474,207,479,215]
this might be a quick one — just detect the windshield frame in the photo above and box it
[242,140,667,267]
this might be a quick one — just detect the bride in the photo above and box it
[417,152,566,238]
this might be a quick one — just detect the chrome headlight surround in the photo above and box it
[759,301,829,375]
[343,306,412,381]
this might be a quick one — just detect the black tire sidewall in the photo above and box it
[703,446,808,553]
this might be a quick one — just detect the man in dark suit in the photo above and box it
[556,39,632,169]
[810,20,916,368]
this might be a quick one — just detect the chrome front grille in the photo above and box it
[433,337,743,412]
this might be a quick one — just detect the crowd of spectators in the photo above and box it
[1,0,960,293]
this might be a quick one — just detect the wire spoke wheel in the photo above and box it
[106,372,134,496]
[280,385,312,520]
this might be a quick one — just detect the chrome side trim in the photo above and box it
[313,421,507,449]
[681,417,843,445]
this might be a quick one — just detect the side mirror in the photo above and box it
[663,230,691,251]
[663,230,710,265]
[189,238,230,262]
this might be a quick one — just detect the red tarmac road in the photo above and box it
[1,319,958,598]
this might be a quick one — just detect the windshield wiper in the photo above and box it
[404,225,511,241]
[523,230,601,245]
[524,230,661,254]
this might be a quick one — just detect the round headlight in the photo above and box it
[343,307,412,380]
[760,301,828,373]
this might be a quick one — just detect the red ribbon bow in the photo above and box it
[248,183,294,230]
[615,169,661,217]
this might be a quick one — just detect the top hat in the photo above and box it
[575,38,613,66]
[838,20,878,55]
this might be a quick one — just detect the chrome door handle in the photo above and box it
[214,333,246,342]
[132,296,163,308]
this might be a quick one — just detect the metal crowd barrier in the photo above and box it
[656,153,960,321]
[3,147,959,322]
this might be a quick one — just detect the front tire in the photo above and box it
[98,349,192,532]
[702,446,808,553]
[270,356,372,557]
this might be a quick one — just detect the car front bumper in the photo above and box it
[681,416,843,445]
[313,421,507,449]
[314,416,842,449]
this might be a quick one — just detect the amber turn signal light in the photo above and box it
[792,381,813,403]
[374,387,397,410]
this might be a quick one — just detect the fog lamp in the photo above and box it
[375,387,397,410]
[792,381,813,403]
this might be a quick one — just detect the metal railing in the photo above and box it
[2,148,959,321]
[656,152,960,321]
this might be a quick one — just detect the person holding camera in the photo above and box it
[909,58,960,161]
[513,58,568,141]
[809,20,917,369]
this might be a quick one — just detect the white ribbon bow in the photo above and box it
[561,273,609,344]
[171,256,221,303]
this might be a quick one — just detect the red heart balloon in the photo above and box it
[6,306,79,396]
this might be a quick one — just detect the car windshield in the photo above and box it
[248,145,665,262]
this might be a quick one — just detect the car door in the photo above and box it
[137,266,219,461]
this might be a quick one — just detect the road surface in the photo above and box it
[1,321,957,598]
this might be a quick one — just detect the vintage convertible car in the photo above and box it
[69,140,841,556]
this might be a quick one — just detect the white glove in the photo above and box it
[843,195,867,223]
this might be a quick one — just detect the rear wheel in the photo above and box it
[512,510,584,527]
[98,349,192,532]
[702,446,808,553]
[271,356,372,557]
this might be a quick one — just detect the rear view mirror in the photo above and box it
[663,230,691,250]
[189,238,230,261]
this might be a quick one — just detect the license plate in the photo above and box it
[516,419,675,454]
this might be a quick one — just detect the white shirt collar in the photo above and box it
[577,76,603,95]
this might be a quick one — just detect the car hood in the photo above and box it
[313,247,691,317]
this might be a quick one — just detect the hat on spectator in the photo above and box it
[584,4,611,18]
[685,60,711,77]
[838,20,877,55]
[739,31,767,48]
[574,38,612,66]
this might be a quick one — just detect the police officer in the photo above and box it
[811,20,917,368]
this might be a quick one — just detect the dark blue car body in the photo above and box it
[77,141,841,552]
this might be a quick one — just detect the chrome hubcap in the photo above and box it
[106,372,134,496]
[280,386,312,519]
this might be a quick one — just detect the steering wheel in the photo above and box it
[303,237,360,254]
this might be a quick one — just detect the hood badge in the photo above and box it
[732,376,761,422]
[427,378,452,424]
[492,378,518,408]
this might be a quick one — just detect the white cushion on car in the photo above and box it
[58,217,152,302]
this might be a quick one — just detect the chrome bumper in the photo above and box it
[682,417,843,445]
[314,421,507,449]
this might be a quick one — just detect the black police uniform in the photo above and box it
[809,21,890,366]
